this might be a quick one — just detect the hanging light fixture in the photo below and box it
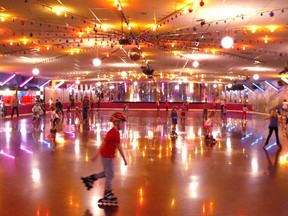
[32,67,40,75]
[253,74,259,80]
[221,36,234,49]
[93,44,101,66]
[192,60,199,68]
[93,58,101,67]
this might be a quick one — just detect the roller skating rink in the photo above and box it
[1,110,288,215]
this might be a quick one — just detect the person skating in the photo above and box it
[170,106,178,138]
[203,111,218,145]
[263,109,282,149]
[81,112,127,205]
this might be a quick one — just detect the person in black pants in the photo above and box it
[263,109,282,149]
[11,95,19,118]
[55,99,64,117]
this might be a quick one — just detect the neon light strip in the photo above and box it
[20,145,33,154]
[243,84,253,93]
[281,77,288,84]
[0,74,16,86]
[252,83,264,92]
[264,81,279,91]
[0,150,15,159]
[54,80,65,89]
[20,76,33,87]
[66,83,75,91]
[40,80,51,88]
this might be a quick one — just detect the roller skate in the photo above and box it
[205,135,217,147]
[170,131,178,139]
[80,176,94,191]
[98,190,118,206]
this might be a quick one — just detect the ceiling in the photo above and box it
[0,0,288,86]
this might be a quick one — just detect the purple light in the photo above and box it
[20,76,34,87]
[0,150,15,159]
[20,145,33,154]
[40,80,51,88]
[65,83,75,91]
[0,74,16,86]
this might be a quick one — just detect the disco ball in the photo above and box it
[128,47,141,61]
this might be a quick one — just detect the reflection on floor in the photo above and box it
[1,110,288,216]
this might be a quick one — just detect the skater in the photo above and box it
[81,112,128,205]
[156,100,160,111]
[263,109,282,149]
[49,125,57,152]
[222,105,227,127]
[170,106,178,138]
[82,96,90,122]
[203,105,208,121]
[203,111,217,144]
[11,94,19,118]
[242,104,248,120]
[123,103,129,114]
[165,100,169,112]
[180,102,189,124]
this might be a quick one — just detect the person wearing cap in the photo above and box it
[81,112,127,204]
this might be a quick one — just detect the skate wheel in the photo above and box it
[98,199,118,206]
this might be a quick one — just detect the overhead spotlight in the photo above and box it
[75,79,80,85]
[221,36,234,49]
[253,74,259,80]
[93,58,101,66]
[192,60,199,68]
[227,83,232,88]
[32,67,40,75]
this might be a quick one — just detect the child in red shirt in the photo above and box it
[81,112,127,204]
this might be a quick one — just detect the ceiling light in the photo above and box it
[227,83,232,88]
[252,83,264,92]
[264,81,278,91]
[32,68,40,75]
[213,84,217,88]
[54,81,65,89]
[93,58,101,67]
[75,79,80,85]
[0,74,16,86]
[281,77,288,84]
[40,80,51,88]
[192,60,199,68]
[221,36,234,49]
[243,84,254,93]
[121,71,127,77]
[20,76,33,87]
[253,74,259,80]
[66,84,75,91]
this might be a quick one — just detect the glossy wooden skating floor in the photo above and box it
[1,110,288,216]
